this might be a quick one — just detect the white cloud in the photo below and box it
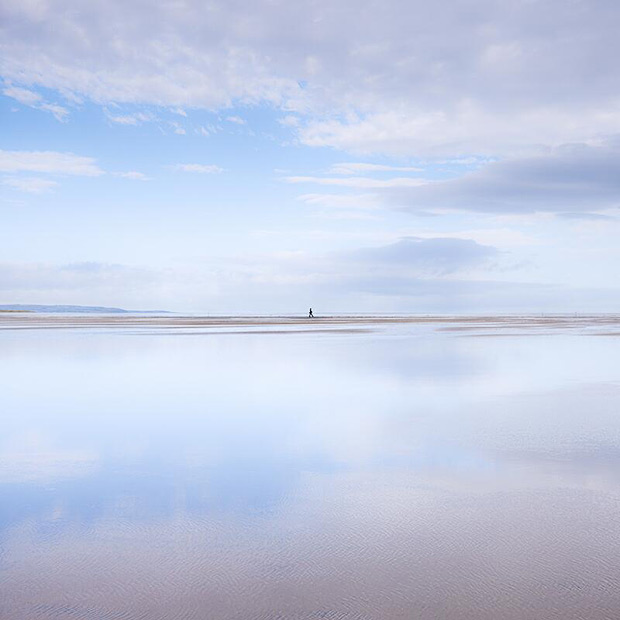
[1,242,617,313]
[226,115,246,125]
[285,175,427,189]
[2,176,59,193]
[0,150,103,176]
[290,140,620,217]
[168,120,186,134]
[3,85,41,105]
[278,115,300,127]
[2,1,620,156]
[297,106,620,157]
[107,114,139,125]
[115,171,150,180]
[105,110,155,125]
[3,85,69,121]
[197,124,221,137]
[172,163,224,174]
[329,162,422,175]
[38,102,69,122]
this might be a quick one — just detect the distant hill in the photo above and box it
[0,304,169,314]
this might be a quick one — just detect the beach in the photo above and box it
[3,311,620,334]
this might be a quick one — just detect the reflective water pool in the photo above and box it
[2,318,620,619]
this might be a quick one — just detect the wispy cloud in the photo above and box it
[3,85,69,121]
[3,85,40,106]
[292,141,620,217]
[38,102,70,122]
[169,121,186,135]
[2,176,59,193]
[285,175,427,189]
[329,163,422,175]
[0,150,103,176]
[197,124,221,137]
[105,110,155,125]
[226,115,246,125]
[172,163,224,174]
[114,171,151,181]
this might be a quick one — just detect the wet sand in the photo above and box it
[3,312,620,335]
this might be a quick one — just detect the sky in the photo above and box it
[2,0,620,313]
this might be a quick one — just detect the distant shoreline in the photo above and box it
[0,304,170,314]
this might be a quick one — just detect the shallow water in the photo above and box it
[2,319,620,619]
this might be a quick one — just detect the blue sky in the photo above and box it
[1,0,620,313]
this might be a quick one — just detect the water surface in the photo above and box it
[2,316,620,619]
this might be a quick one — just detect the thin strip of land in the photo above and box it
[2,313,620,335]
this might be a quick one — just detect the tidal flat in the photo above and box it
[2,314,620,619]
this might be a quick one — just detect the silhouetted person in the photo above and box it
[309,308,314,318]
